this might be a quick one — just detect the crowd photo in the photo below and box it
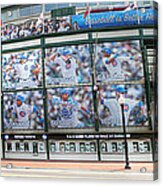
[1,16,74,41]
[1,19,44,41]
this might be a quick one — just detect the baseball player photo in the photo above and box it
[47,87,95,129]
[95,41,144,83]
[3,91,44,130]
[45,45,92,86]
[116,85,148,126]
[2,50,42,90]
[98,85,148,127]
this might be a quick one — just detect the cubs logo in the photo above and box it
[61,107,73,119]
[24,65,28,71]
[65,58,71,69]
[124,104,129,112]
[19,111,26,117]
[112,61,118,67]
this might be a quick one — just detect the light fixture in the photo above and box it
[42,134,47,140]
[4,135,9,140]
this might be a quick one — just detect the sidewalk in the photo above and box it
[1,160,158,180]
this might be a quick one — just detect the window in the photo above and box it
[99,2,112,5]
[1,12,7,22]
[90,142,96,152]
[111,2,125,5]
[39,142,45,152]
[100,142,107,153]
[69,142,76,152]
[7,9,19,20]
[16,142,20,151]
[59,142,65,152]
[142,1,152,6]
[133,142,139,152]
[31,5,42,15]
[88,3,98,6]
[19,5,42,17]
[33,142,38,154]
[57,3,69,9]
[72,3,87,8]
[7,142,12,151]
[45,4,57,12]
[143,141,150,152]
[65,143,70,152]
[20,143,24,151]
[24,142,29,151]
[85,143,91,153]
[50,143,56,152]
[20,6,31,17]
[111,142,118,152]
[79,143,86,152]
[139,142,145,153]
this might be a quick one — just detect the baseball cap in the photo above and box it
[61,89,72,96]
[61,49,71,56]
[17,95,24,102]
[101,48,112,55]
[116,85,127,93]
[20,55,27,60]
[138,101,144,107]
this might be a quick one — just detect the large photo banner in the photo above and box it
[47,86,95,129]
[71,8,157,30]
[98,84,148,127]
[94,41,144,83]
[3,91,44,130]
[45,45,92,86]
[2,49,43,90]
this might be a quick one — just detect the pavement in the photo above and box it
[1,160,158,181]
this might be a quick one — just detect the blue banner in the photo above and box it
[71,8,157,29]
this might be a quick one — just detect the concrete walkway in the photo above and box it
[1,160,158,181]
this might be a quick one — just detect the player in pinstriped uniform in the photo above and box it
[100,47,142,82]
[116,86,147,126]
[100,85,147,127]
[8,95,44,129]
[49,49,78,84]
[51,89,91,128]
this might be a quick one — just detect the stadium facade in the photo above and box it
[1,1,158,166]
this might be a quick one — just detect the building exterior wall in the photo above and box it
[1,2,158,163]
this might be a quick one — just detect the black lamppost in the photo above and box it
[119,93,131,170]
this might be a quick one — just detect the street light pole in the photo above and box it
[119,94,131,170]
